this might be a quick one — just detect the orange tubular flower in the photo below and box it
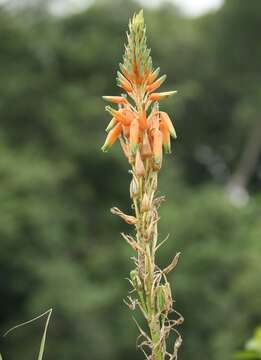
[149,90,177,102]
[147,67,160,84]
[122,80,133,93]
[103,96,127,104]
[152,128,163,170]
[106,117,117,132]
[119,63,134,82]
[101,122,122,152]
[139,110,148,130]
[129,117,140,155]
[160,120,171,154]
[122,124,130,138]
[160,111,177,139]
[106,107,131,126]
[149,108,160,137]
[146,74,166,92]
[122,108,135,124]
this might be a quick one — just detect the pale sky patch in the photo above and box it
[140,0,224,16]
[0,0,224,17]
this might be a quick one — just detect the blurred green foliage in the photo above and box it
[236,327,261,359]
[0,0,260,359]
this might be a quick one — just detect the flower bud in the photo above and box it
[146,74,166,92]
[151,175,158,191]
[103,96,127,104]
[130,177,139,198]
[152,129,163,171]
[156,284,172,314]
[162,283,172,312]
[135,150,145,177]
[156,286,166,313]
[130,270,143,291]
[141,193,150,212]
[146,221,155,242]
[147,67,160,84]
[110,207,137,225]
[141,132,152,158]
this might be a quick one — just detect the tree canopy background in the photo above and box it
[0,0,260,359]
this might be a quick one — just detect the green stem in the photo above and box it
[133,163,165,360]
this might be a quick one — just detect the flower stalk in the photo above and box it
[101,10,183,360]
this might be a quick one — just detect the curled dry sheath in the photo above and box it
[101,10,183,360]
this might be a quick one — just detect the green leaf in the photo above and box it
[3,309,52,360]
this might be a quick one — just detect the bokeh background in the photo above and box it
[0,0,260,359]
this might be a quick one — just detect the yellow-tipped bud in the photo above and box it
[149,91,177,102]
[106,117,117,132]
[101,123,122,152]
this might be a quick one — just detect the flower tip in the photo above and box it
[103,96,127,104]
[136,9,144,23]
[170,129,177,139]
[149,90,177,102]
[101,145,109,152]
[153,156,162,171]
[166,90,178,96]
[106,117,117,132]
[163,144,171,154]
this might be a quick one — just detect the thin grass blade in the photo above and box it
[3,308,52,360]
